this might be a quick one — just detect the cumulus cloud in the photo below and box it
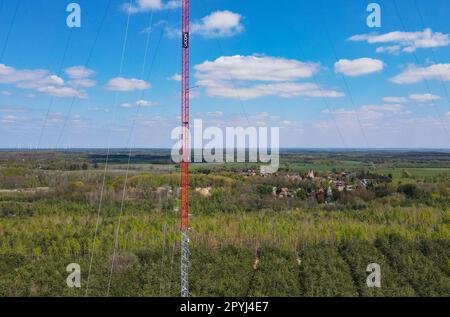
[122,0,180,14]
[323,103,410,121]
[384,94,442,103]
[68,78,97,88]
[390,63,450,84]
[136,99,157,107]
[197,81,344,100]
[206,111,223,117]
[158,10,244,39]
[383,96,408,103]
[313,110,449,147]
[191,11,244,38]
[334,58,384,77]
[194,55,343,100]
[349,28,450,54]
[376,45,402,55]
[168,73,181,81]
[196,55,319,82]
[36,86,87,99]
[383,94,441,104]
[65,66,95,79]
[359,104,405,111]
[206,82,344,100]
[120,99,157,108]
[0,106,27,113]
[280,120,292,126]
[0,64,48,84]
[16,74,64,89]
[0,64,87,99]
[0,114,18,123]
[104,77,150,91]
[119,103,134,109]
[88,107,111,113]
[409,93,441,102]
[197,111,295,128]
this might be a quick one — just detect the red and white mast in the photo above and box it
[180,0,190,298]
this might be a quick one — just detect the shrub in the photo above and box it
[397,184,423,199]
[255,184,273,195]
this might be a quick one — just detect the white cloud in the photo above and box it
[45,112,64,124]
[160,23,179,38]
[382,93,442,107]
[397,116,448,128]
[359,104,405,112]
[192,10,244,38]
[104,77,150,91]
[136,99,157,107]
[349,28,450,54]
[120,99,158,109]
[119,103,134,109]
[312,112,450,148]
[200,81,343,100]
[69,78,97,88]
[323,103,410,121]
[200,111,294,128]
[65,66,97,87]
[0,106,27,113]
[141,20,170,34]
[0,64,48,84]
[0,64,86,98]
[157,10,244,39]
[88,107,111,113]
[196,55,319,82]
[409,93,441,102]
[390,63,450,84]
[36,86,87,99]
[168,73,181,81]
[65,66,95,79]
[334,58,384,77]
[164,0,180,9]
[16,74,64,89]
[1,90,11,96]
[206,111,223,117]
[122,0,180,14]
[376,45,402,55]
[0,64,64,89]
[383,96,408,103]
[138,115,172,126]
[195,55,343,100]
[0,115,18,123]
[280,120,292,126]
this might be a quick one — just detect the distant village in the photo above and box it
[244,168,385,204]
[153,168,390,205]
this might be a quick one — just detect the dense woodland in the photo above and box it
[0,150,449,296]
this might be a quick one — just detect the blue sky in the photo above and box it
[0,0,450,148]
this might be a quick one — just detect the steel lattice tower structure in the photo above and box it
[180,0,190,298]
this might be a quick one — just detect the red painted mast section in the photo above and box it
[181,0,189,231]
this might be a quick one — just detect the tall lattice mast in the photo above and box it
[180,0,190,298]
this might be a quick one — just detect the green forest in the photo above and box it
[0,150,449,297]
